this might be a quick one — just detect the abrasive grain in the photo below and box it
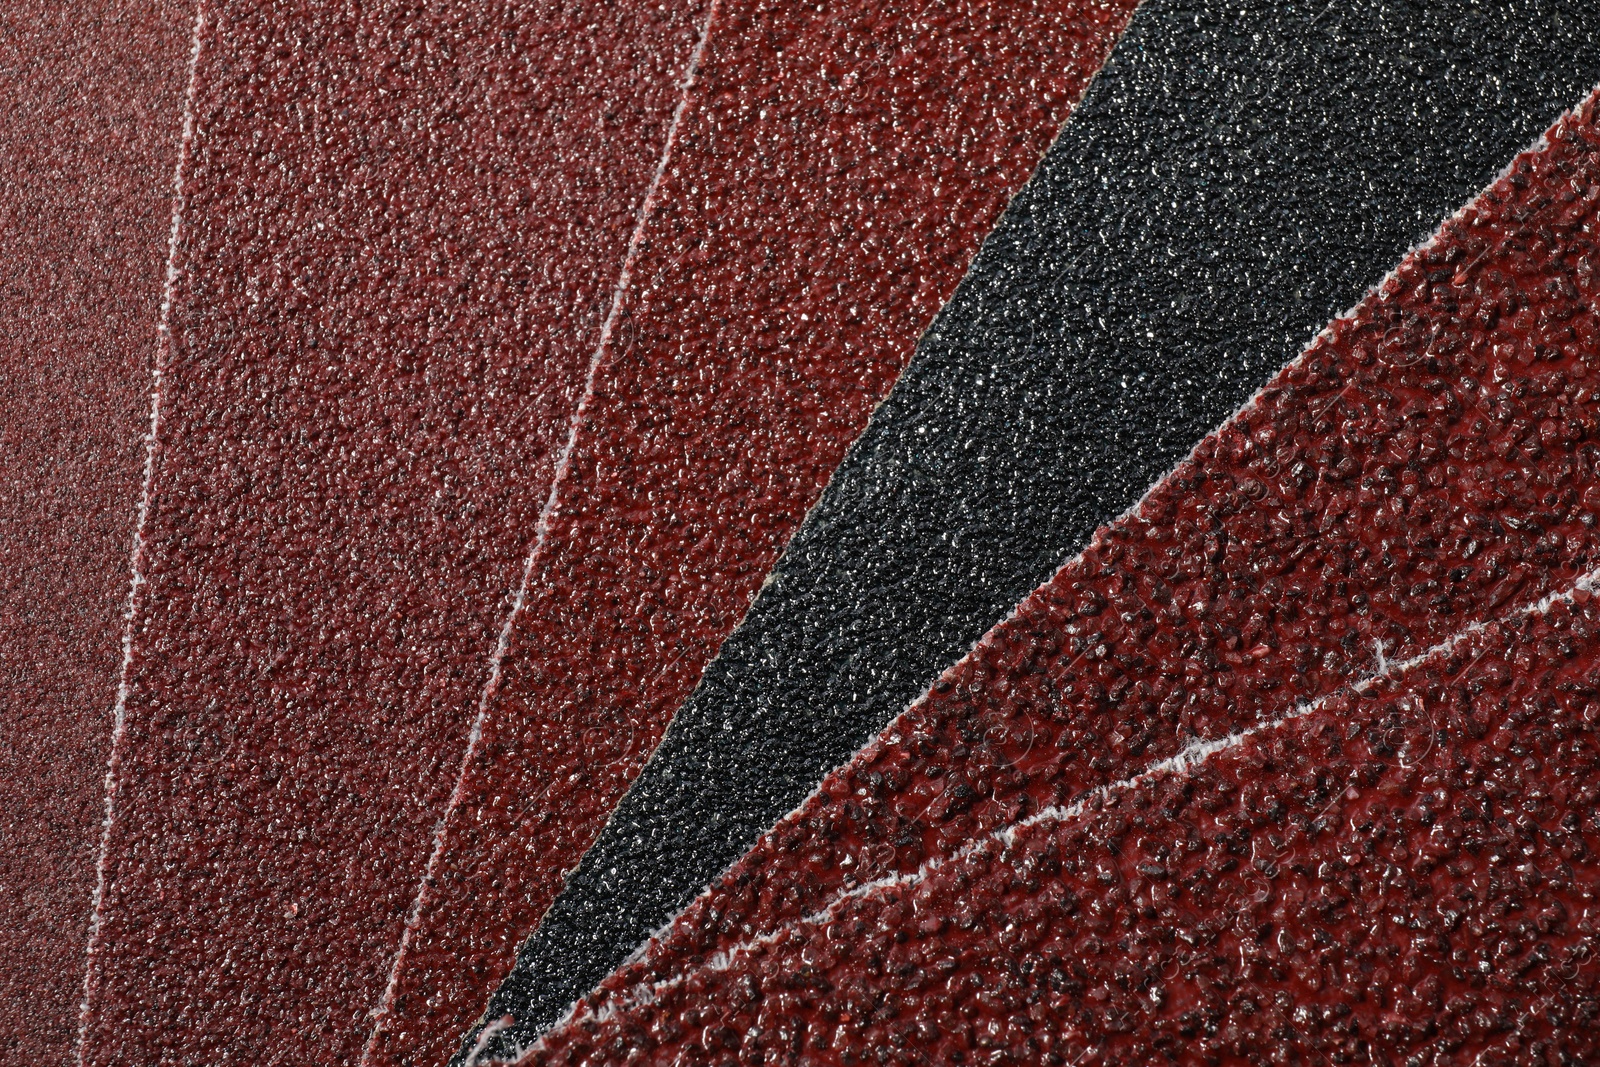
[534,579,1600,1066]
[364,4,1139,1066]
[0,2,194,1062]
[494,0,1600,1044]
[74,3,707,1064]
[534,87,1600,1056]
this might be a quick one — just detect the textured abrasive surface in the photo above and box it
[499,0,1600,1044]
[366,4,1139,1066]
[537,87,1600,1052]
[0,2,194,1062]
[535,578,1600,1066]
[74,3,707,1065]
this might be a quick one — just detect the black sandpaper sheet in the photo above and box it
[466,0,1600,1051]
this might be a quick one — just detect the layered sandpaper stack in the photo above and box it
[3,1,1600,1066]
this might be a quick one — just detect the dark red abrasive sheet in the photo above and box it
[543,88,1600,1044]
[75,2,708,1064]
[367,4,1139,1064]
[0,1,195,1062]
[533,572,1600,1066]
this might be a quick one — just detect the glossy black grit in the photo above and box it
[468,0,1600,1051]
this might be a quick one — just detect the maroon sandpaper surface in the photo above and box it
[75,2,709,1064]
[534,570,1600,1066]
[548,90,1600,1040]
[363,3,1137,1063]
[0,2,194,1062]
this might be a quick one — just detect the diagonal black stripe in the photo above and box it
[463,1,1600,1056]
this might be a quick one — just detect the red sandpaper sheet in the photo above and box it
[362,3,1139,1063]
[535,568,1600,1066]
[75,2,708,1063]
[545,89,1600,1045]
[0,2,195,1062]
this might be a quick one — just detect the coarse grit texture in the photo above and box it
[535,570,1600,1066]
[531,88,1600,1064]
[506,2,1600,1045]
[508,2,1600,1043]
[0,1,195,1063]
[77,2,706,1065]
[5,0,1600,1064]
[419,2,1139,1063]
